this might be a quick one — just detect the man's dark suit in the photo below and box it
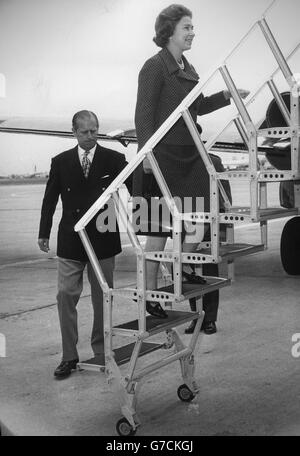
[39,143,129,361]
[39,144,128,261]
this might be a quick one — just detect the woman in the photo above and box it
[133,4,248,328]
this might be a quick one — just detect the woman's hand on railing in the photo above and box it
[223,88,250,100]
[143,157,153,174]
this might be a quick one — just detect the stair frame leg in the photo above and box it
[106,356,142,430]
[172,311,205,395]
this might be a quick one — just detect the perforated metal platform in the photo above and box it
[78,341,164,370]
[199,243,265,260]
[113,310,199,335]
[157,278,231,301]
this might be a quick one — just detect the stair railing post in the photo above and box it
[219,64,259,221]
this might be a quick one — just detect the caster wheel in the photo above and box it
[116,417,137,436]
[280,216,300,275]
[177,384,195,402]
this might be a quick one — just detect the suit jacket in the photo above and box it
[134,47,230,149]
[38,143,130,261]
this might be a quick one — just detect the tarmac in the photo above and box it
[1,183,300,436]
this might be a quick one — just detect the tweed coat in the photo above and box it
[38,144,130,261]
[134,47,230,149]
[133,47,230,203]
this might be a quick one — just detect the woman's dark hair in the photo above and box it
[153,4,192,48]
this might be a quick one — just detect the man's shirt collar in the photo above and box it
[78,144,97,163]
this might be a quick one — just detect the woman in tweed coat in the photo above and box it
[133,4,249,328]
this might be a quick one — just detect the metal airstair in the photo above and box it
[75,0,300,435]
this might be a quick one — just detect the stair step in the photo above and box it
[113,310,200,335]
[198,243,265,260]
[78,342,163,370]
[114,310,200,335]
[112,277,230,301]
[156,277,230,301]
[258,207,299,220]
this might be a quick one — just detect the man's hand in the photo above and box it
[38,238,50,253]
[223,88,250,100]
[238,89,250,99]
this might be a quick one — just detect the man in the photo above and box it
[38,110,130,379]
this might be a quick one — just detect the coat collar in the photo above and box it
[158,47,199,82]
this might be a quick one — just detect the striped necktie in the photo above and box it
[82,150,91,178]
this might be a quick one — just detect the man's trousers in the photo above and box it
[57,256,115,361]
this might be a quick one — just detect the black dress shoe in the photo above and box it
[185,320,217,335]
[54,359,79,379]
[184,319,197,334]
[182,271,207,285]
[146,301,168,319]
[201,321,217,335]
